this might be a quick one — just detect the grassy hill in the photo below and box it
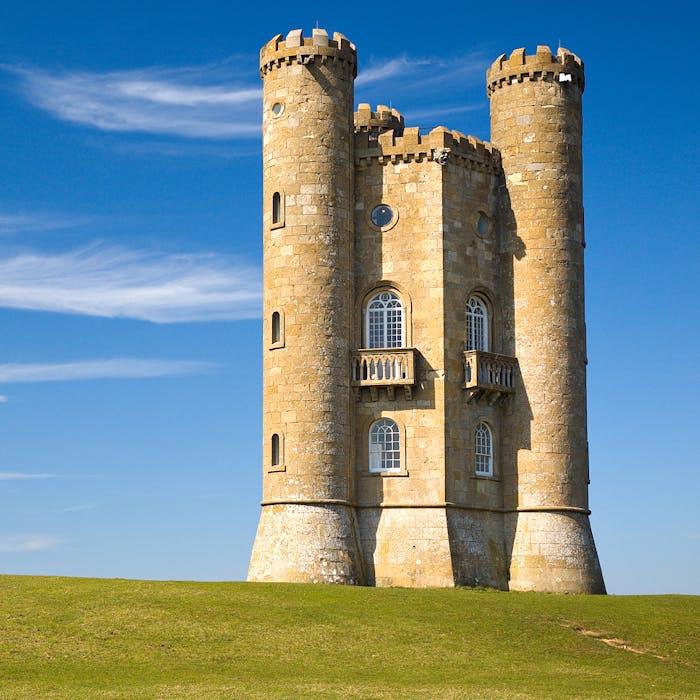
[0,576,697,699]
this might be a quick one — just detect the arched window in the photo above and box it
[466,296,489,351]
[475,422,493,476]
[366,291,403,349]
[271,311,281,345]
[271,433,281,467]
[272,192,282,225]
[369,418,401,472]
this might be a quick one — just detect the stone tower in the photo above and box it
[248,29,605,594]
[487,48,605,593]
[247,29,364,584]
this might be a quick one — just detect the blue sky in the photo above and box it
[1,1,697,595]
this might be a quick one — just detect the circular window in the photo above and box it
[370,204,397,230]
[271,102,284,117]
[476,212,490,237]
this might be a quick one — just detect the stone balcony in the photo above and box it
[351,348,416,401]
[463,350,517,404]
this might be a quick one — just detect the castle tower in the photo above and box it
[487,48,605,593]
[247,29,364,584]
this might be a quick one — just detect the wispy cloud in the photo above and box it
[356,57,431,86]
[0,472,57,480]
[355,51,490,133]
[0,358,214,384]
[357,51,487,91]
[0,243,261,322]
[94,138,260,159]
[56,504,96,513]
[0,395,7,403]
[4,62,261,139]
[1,52,488,142]
[0,534,64,552]
[4,51,491,142]
[0,213,91,236]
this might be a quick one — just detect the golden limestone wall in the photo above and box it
[439,133,508,589]
[488,47,605,593]
[353,126,453,587]
[248,29,363,584]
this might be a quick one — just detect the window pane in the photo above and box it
[272,192,281,224]
[467,297,488,352]
[271,312,281,344]
[475,422,493,476]
[271,434,280,466]
[366,292,403,349]
[369,419,401,472]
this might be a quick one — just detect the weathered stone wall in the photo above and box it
[352,126,448,586]
[356,507,454,587]
[488,47,605,593]
[440,136,508,589]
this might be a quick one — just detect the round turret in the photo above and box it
[248,28,364,585]
[488,46,605,594]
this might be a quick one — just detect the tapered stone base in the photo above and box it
[248,503,364,584]
[506,511,606,594]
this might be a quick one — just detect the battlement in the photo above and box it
[486,46,584,96]
[354,104,405,138]
[355,125,500,172]
[260,28,357,78]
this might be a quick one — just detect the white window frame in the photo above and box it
[365,291,404,349]
[475,421,493,476]
[368,418,401,473]
[466,296,489,352]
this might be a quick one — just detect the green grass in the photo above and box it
[0,576,697,699]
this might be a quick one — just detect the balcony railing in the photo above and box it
[351,348,416,400]
[463,350,516,404]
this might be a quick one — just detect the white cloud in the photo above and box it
[4,51,490,143]
[5,62,261,139]
[57,504,96,513]
[0,395,7,402]
[0,358,214,384]
[355,57,428,86]
[0,213,91,236]
[0,472,57,480]
[0,534,64,552]
[355,52,490,131]
[0,243,261,322]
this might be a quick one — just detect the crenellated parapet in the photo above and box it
[486,46,584,96]
[354,103,405,139]
[260,28,357,78]
[355,125,500,173]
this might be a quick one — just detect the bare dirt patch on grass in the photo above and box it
[562,622,667,659]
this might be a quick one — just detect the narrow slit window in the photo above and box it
[271,433,281,467]
[271,311,281,344]
[272,192,282,225]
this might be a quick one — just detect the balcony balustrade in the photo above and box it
[351,348,416,400]
[463,350,517,403]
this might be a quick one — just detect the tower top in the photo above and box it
[354,104,405,138]
[486,46,584,96]
[260,28,357,78]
